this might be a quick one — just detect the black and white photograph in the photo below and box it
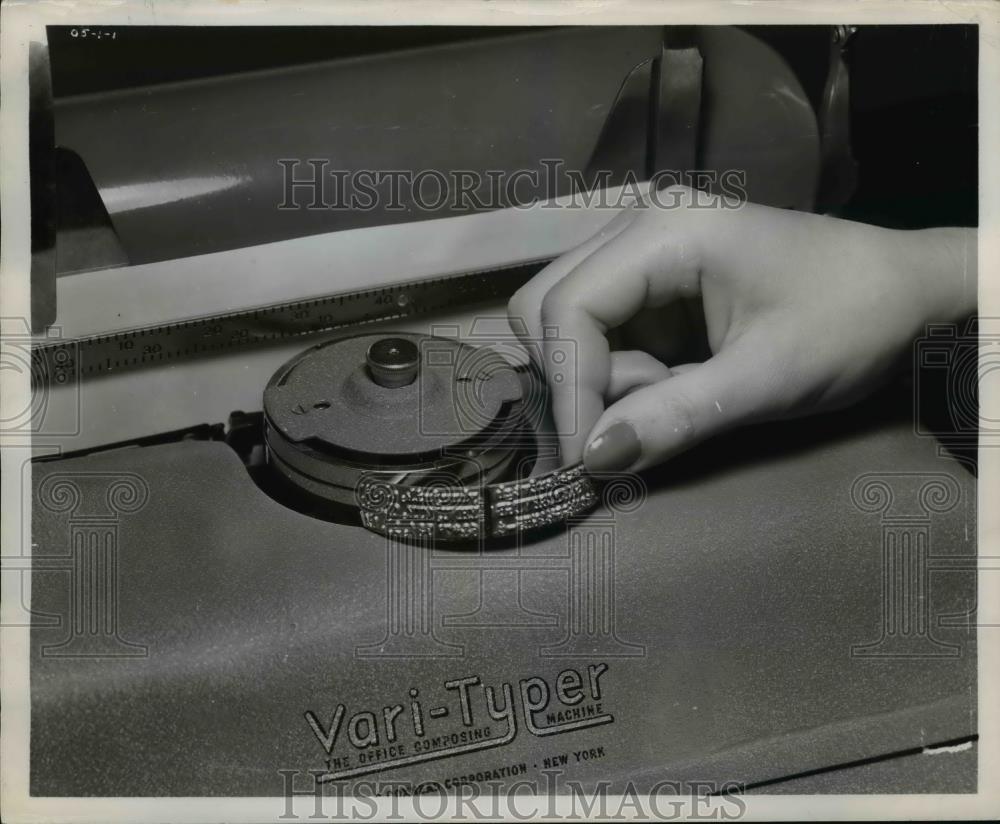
[1,1,997,821]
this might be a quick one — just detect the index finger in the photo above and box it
[539,211,702,463]
[507,206,639,348]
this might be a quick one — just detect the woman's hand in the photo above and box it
[508,187,975,472]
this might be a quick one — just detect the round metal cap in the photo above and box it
[365,337,419,388]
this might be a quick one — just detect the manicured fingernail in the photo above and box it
[584,422,641,472]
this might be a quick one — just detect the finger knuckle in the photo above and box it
[538,289,567,332]
[507,287,528,320]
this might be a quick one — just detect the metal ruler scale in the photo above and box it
[31,260,548,386]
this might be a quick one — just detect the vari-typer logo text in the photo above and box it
[306,663,612,780]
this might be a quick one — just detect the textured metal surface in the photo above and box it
[31,404,976,796]
[357,463,601,541]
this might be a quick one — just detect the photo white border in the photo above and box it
[2,1,998,821]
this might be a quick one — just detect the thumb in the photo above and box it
[581,346,772,473]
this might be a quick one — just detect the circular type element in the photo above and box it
[265,332,524,458]
[263,332,530,508]
[365,337,419,388]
